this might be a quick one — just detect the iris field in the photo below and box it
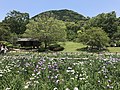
[0,52,120,90]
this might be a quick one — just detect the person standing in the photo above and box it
[4,46,8,53]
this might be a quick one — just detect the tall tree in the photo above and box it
[23,17,67,49]
[78,27,110,50]
[85,11,118,38]
[0,22,11,41]
[3,10,29,34]
[65,22,79,41]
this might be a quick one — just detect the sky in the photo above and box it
[0,0,120,21]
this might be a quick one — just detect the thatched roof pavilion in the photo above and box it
[17,38,40,48]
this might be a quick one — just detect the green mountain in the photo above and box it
[32,9,86,22]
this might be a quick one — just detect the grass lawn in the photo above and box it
[108,47,120,53]
[59,42,120,53]
[59,42,86,52]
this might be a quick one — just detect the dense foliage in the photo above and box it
[32,9,86,22]
[0,9,120,49]
[0,22,11,41]
[85,11,118,38]
[3,10,29,35]
[23,16,67,49]
[78,27,110,50]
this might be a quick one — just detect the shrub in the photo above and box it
[48,44,60,50]
[52,46,64,51]
[110,42,116,47]
[116,41,120,47]
[48,44,64,51]
[38,48,46,52]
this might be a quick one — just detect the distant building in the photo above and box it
[17,38,40,48]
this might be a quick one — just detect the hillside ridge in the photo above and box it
[32,9,86,22]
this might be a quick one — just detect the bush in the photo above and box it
[116,41,120,47]
[48,44,64,51]
[0,41,12,46]
[110,42,116,47]
[38,48,46,52]
[48,44,60,50]
[52,46,64,51]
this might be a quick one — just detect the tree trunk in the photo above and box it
[44,42,47,49]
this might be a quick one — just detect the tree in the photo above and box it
[65,20,87,41]
[23,17,67,49]
[78,27,110,50]
[0,22,11,41]
[65,22,79,41]
[8,33,18,45]
[113,26,120,41]
[3,10,29,35]
[112,26,120,46]
[85,11,118,38]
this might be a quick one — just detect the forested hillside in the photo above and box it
[32,9,87,22]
